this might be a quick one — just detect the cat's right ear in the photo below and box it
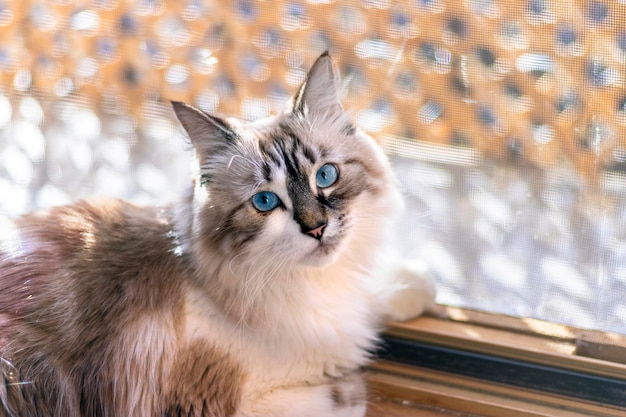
[291,51,343,119]
[171,101,236,157]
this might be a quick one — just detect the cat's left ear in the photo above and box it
[291,51,344,119]
[171,101,237,158]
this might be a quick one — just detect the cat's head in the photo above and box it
[172,52,401,270]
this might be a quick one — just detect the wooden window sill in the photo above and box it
[367,395,476,417]
[367,306,626,417]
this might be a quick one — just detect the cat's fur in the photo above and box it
[0,52,435,417]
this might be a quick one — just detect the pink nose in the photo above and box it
[305,223,326,240]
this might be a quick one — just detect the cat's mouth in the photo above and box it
[313,240,333,254]
[301,242,338,267]
[307,234,342,261]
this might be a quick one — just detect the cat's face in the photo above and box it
[173,53,399,269]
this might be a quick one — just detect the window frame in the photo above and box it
[368,306,626,416]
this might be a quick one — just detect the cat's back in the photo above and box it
[6,198,178,261]
[0,198,187,316]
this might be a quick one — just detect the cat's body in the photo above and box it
[0,53,435,417]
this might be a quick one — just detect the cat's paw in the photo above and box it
[385,259,436,322]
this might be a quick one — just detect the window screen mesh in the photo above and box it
[1,1,626,333]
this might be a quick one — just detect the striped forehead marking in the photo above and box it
[259,128,318,180]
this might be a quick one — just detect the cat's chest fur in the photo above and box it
[182,262,378,390]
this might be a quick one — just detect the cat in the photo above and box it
[0,52,435,417]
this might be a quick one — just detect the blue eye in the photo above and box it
[251,191,281,212]
[316,164,339,188]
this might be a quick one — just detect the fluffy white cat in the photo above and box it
[0,52,435,417]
